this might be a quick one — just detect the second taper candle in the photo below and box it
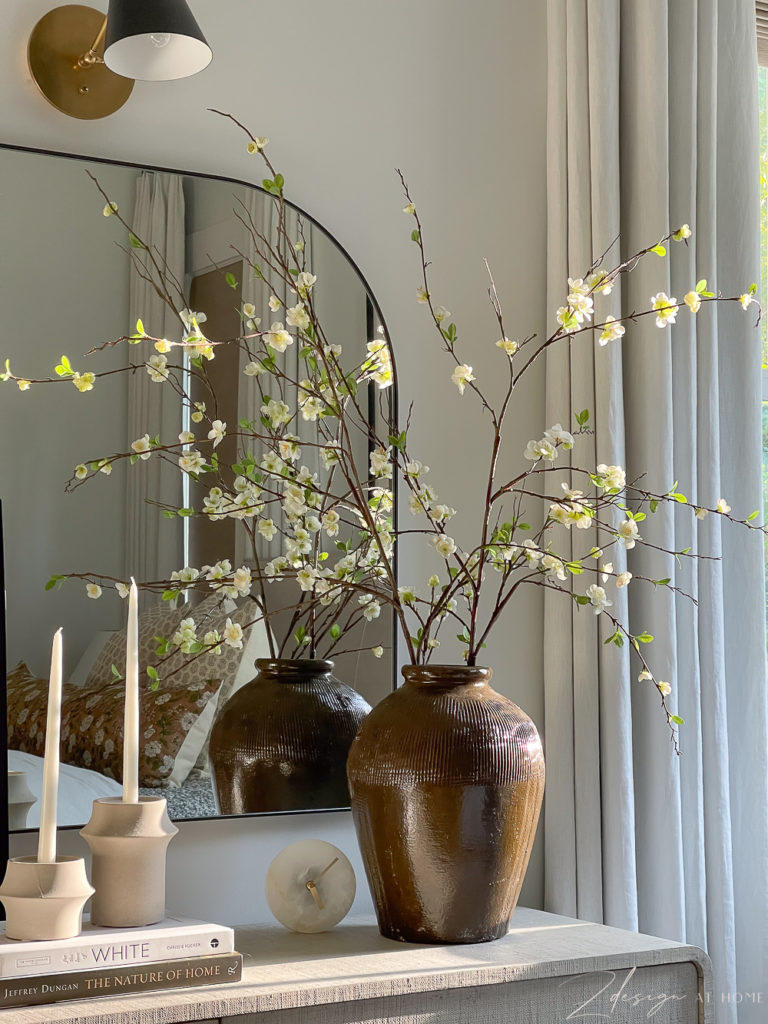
[123,578,139,803]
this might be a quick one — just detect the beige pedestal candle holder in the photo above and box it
[7,771,37,830]
[80,796,178,927]
[0,856,94,940]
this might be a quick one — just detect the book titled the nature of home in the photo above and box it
[0,915,234,978]
[0,952,243,1009]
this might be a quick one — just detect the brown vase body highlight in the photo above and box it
[347,665,544,944]
[210,659,371,814]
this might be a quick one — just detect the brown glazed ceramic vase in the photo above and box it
[347,664,544,944]
[209,658,371,814]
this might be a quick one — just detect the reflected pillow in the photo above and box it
[6,661,220,788]
[84,600,190,691]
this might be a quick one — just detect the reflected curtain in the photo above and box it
[126,171,185,582]
[237,195,317,565]
[544,2,768,1021]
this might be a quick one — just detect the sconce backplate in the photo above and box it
[28,5,135,120]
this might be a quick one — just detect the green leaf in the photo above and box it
[329,623,342,641]
[177,507,194,517]
[55,354,73,377]
[670,714,685,725]
[130,454,140,465]
[273,173,284,191]
[161,589,181,601]
[411,229,421,243]
[695,280,707,294]
[146,665,159,681]
[0,357,10,382]
[388,431,407,452]
[749,282,758,295]
[45,575,64,591]
[651,243,666,257]
[162,510,176,519]
[575,408,590,427]
[636,632,654,644]
[225,272,237,290]
[128,232,144,249]
[111,664,123,680]
[136,318,145,336]
[653,577,671,587]
[574,595,591,606]
[747,510,760,521]
[649,499,659,513]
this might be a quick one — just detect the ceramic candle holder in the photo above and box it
[80,796,178,927]
[7,771,37,830]
[0,855,94,940]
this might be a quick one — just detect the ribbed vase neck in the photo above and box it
[256,658,334,682]
[402,664,492,689]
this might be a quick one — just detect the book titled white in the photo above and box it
[0,916,234,979]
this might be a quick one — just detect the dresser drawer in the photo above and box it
[226,961,702,1024]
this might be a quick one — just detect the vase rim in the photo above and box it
[256,657,334,677]
[401,664,492,687]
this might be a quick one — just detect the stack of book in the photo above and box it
[0,915,242,1009]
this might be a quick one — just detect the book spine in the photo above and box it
[0,952,242,1009]
[0,924,234,978]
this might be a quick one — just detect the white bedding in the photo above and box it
[8,750,122,828]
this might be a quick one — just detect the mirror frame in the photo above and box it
[0,142,399,836]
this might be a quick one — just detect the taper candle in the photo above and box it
[37,628,63,863]
[123,578,139,803]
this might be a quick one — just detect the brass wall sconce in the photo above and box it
[28,2,212,121]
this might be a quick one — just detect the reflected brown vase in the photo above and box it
[347,664,544,944]
[209,658,371,814]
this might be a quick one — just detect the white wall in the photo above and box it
[0,152,134,676]
[4,0,549,922]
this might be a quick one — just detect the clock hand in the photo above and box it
[314,856,339,882]
[305,880,324,910]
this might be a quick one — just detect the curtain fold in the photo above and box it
[126,171,185,583]
[545,2,767,1020]
[237,196,317,565]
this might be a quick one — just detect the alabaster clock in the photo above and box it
[265,839,356,933]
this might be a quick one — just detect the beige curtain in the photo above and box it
[545,3,767,1021]
[126,171,185,582]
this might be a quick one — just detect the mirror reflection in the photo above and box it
[1,147,395,829]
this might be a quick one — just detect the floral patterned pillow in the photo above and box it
[84,601,191,690]
[7,661,221,788]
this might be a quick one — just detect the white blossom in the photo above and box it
[265,323,293,353]
[258,518,277,541]
[372,646,384,658]
[323,510,340,537]
[599,315,626,345]
[433,534,457,558]
[451,364,475,395]
[147,354,169,382]
[596,463,626,491]
[496,337,518,355]
[370,446,392,479]
[223,619,244,649]
[586,583,612,615]
[207,420,226,447]
[716,498,731,514]
[544,423,574,450]
[286,304,310,330]
[651,292,678,328]
[658,680,672,696]
[116,582,130,599]
[131,434,152,460]
[86,583,102,600]
[617,519,641,549]
[244,360,264,376]
[296,271,317,296]
[637,669,653,682]
[616,571,632,588]
[179,450,206,474]
[75,464,88,480]
[684,290,701,313]
[524,438,557,462]
[363,601,381,621]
